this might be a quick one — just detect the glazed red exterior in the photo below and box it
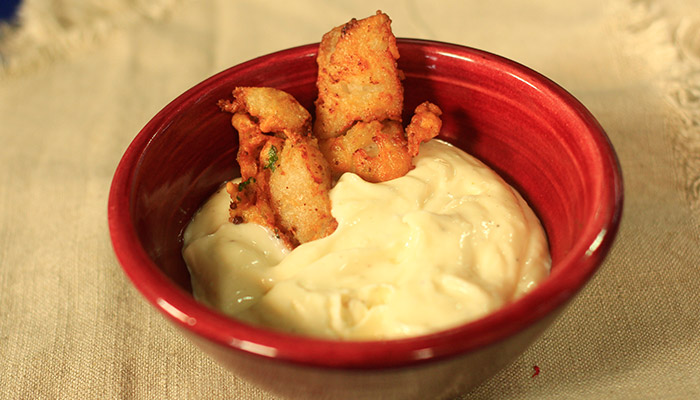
[108,39,623,398]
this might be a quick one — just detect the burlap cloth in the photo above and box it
[1,0,698,398]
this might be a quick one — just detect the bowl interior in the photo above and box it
[110,39,622,366]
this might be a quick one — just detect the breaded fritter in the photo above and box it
[219,87,337,248]
[314,12,442,182]
[319,120,412,183]
[314,11,403,140]
[319,102,442,182]
[269,139,337,244]
[217,12,442,248]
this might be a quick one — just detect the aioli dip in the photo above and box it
[182,140,550,340]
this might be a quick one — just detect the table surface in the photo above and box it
[1,0,699,399]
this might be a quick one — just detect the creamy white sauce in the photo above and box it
[182,140,550,340]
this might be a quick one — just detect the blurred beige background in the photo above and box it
[1,0,699,398]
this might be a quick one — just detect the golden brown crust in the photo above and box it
[320,120,413,182]
[219,87,336,248]
[406,101,443,157]
[313,12,442,183]
[217,12,442,248]
[314,11,403,140]
[269,139,337,244]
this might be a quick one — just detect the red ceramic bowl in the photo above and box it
[108,39,623,399]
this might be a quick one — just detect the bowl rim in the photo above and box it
[108,38,624,369]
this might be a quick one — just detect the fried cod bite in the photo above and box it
[314,11,403,140]
[219,87,337,248]
[217,11,442,248]
[314,11,442,182]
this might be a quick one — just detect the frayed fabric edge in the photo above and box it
[0,0,181,78]
[616,0,700,211]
